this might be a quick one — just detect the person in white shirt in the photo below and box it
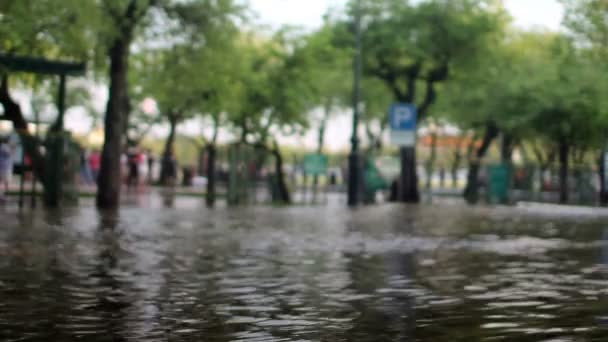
[0,139,14,198]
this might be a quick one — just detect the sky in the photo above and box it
[29,0,565,151]
[249,0,564,31]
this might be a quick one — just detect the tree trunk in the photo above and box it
[599,149,608,206]
[464,122,499,203]
[97,37,131,208]
[398,146,419,203]
[451,150,461,189]
[558,139,569,204]
[464,162,482,203]
[454,133,476,189]
[272,143,290,204]
[160,114,178,186]
[205,144,217,208]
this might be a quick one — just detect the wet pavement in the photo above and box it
[1,197,608,341]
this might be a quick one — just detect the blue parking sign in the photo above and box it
[389,103,417,146]
[390,103,417,131]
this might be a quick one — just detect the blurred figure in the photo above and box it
[80,148,93,185]
[0,138,13,200]
[146,149,155,184]
[161,149,178,186]
[139,150,148,188]
[329,171,337,186]
[127,146,140,189]
[89,149,101,183]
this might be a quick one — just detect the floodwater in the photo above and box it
[1,197,608,341]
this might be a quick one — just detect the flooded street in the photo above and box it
[1,199,608,341]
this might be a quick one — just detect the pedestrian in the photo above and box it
[80,148,93,185]
[162,149,178,186]
[138,150,148,188]
[147,149,155,184]
[89,149,101,183]
[329,171,337,186]
[127,146,140,189]
[0,139,13,200]
[439,167,446,188]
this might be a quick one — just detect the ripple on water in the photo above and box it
[1,202,608,341]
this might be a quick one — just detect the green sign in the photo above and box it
[487,164,511,204]
[303,154,328,175]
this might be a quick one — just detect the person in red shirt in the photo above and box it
[89,150,101,182]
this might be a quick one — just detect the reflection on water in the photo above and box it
[1,200,608,341]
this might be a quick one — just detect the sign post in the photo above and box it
[390,103,418,202]
[389,103,417,147]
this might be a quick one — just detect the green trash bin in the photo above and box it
[487,163,511,204]
[364,160,387,193]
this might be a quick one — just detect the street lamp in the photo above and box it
[347,0,363,207]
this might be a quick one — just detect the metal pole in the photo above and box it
[44,74,66,207]
[347,0,362,207]
[18,147,25,209]
[57,74,66,129]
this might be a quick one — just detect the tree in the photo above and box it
[296,22,352,196]
[300,23,352,152]
[339,0,506,202]
[438,30,557,203]
[95,0,243,207]
[229,31,318,204]
[562,0,608,205]
[441,28,608,204]
[195,49,243,207]
[133,47,201,185]
[527,37,608,204]
[95,0,151,207]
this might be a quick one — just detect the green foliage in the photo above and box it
[530,36,608,149]
[227,31,320,145]
[0,0,97,60]
[440,26,608,160]
[299,22,352,109]
[340,0,507,119]
[562,0,608,52]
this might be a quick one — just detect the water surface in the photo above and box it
[1,199,608,341]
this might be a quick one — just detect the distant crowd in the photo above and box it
[0,132,184,202]
[79,147,164,190]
